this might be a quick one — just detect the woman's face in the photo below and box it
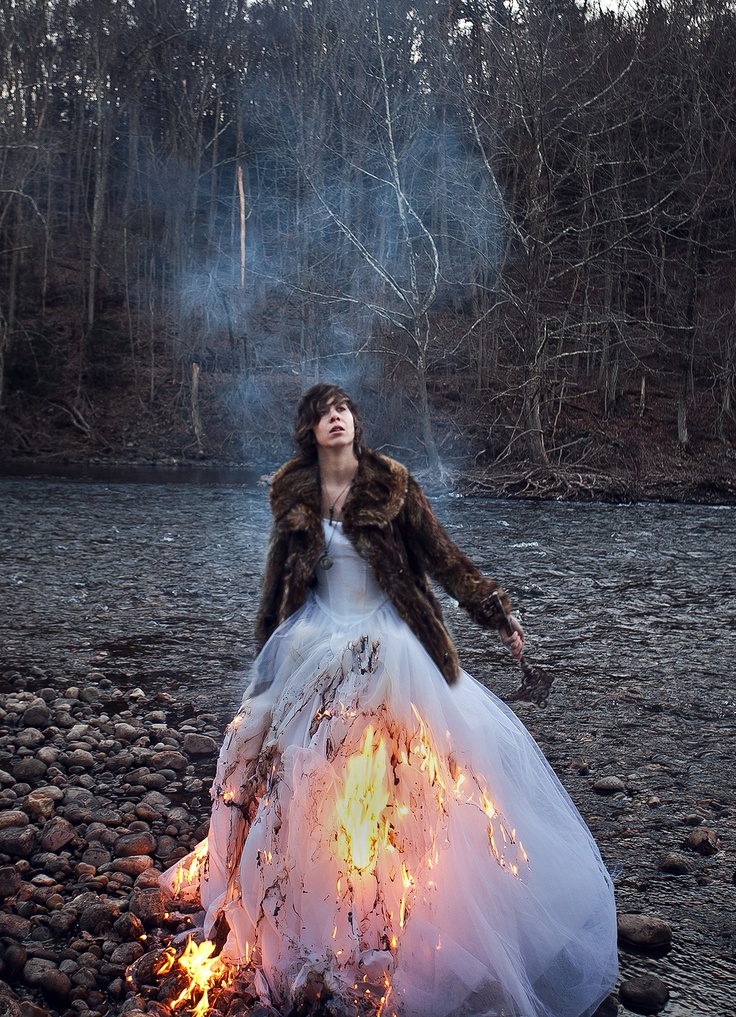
[313,399,356,451]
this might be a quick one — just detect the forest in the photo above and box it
[1,0,736,500]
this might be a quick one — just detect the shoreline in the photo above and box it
[2,455,735,507]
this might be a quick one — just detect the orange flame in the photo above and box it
[334,725,390,872]
[172,838,209,896]
[162,937,234,1017]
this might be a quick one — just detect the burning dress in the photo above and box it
[162,517,618,1017]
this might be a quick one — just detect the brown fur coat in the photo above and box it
[255,449,512,684]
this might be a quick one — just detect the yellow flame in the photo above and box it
[334,725,390,872]
[154,947,177,976]
[172,838,209,895]
[167,938,234,1017]
[409,704,446,791]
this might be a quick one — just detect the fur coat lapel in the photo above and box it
[256,449,510,685]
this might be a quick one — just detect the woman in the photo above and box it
[163,383,618,1017]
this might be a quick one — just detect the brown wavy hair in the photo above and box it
[293,382,365,461]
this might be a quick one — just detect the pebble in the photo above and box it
[617,913,672,948]
[684,827,720,855]
[0,677,221,1017]
[618,973,670,1011]
[592,776,626,795]
[658,851,695,875]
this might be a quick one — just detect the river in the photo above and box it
[1,473,734,1014]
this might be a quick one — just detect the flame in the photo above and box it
[160,937,234,1017]
[409,704,446,795]
[334,725,390,872]
[172,838,209,895]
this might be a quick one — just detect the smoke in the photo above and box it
[162,2,508,465]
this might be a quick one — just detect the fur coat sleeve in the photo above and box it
[254,450,513,685]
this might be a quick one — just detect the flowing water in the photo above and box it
[1,472,734,1014]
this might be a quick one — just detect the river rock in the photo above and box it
[137,773,169,791]
[148,750,188,772]
[19,1002,52,1017]
[21,702,51,728]
[0,993,23,1017]
[0,826,38,858]
[617,913,672,947]
[81,845,111,868]
[129,887,167,927]
[619,974,669,1011]
[109,941,144,967]
[182,733,218,757]
[22,958,72,999]
[684,828,720,855]
[2,943,28,980]
[110,856,154,876]
[22,791,56,820]
[0,866,21,898]
[39,817,76,852]
[592,776,626,795]
[15,729,45,749]
[77,896,122,934]
[0,812,28,830]
[0,914,31,941]
[658,851,694,874]
[65,748,95,770]
[114,831,157,857]
[11,758,47,783]
[114,723,140,743]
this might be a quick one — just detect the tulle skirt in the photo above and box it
[162,594,618,1017]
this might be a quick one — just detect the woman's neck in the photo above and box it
[317,446,359,487]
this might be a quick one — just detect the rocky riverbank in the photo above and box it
[0,672,219,1017]
[1,669,714,1017]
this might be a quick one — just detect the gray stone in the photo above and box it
[22,958,72,999]
[65,748,95,770]
[21,791,56,820]
[39,817,76,853]
[182,733,218,757]
[21,703,51,728]
[619,974,669,1012]
[15,729,45,749]
[0,866,21,899]
[141,790,171,809]
[110,856,155,876]
[0,993,23,1017]
[114,831,157,857]
[77,897,122,934]
[109,942,144,966]
[0,826,38,858]
[617,913,672,948]
[148,750,188,772]
[684,827,720,855]
[658,851,694,875]
[81,845,111,868]
[0,812,28,830]
[11,758,47,783]
[129,887,167,926]
[592,776,626,795]
[114,723,140,743]
[0,914,31,940]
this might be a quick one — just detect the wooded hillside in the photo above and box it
[1,0,735,498]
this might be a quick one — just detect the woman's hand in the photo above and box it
[500,616,525,660]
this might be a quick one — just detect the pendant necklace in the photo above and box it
[318,477,354,571]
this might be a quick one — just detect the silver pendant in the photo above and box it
[318,552,333,570]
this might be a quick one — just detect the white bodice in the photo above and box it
[313,520,389,620]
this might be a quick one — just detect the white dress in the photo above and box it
[162,521,618,1017]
